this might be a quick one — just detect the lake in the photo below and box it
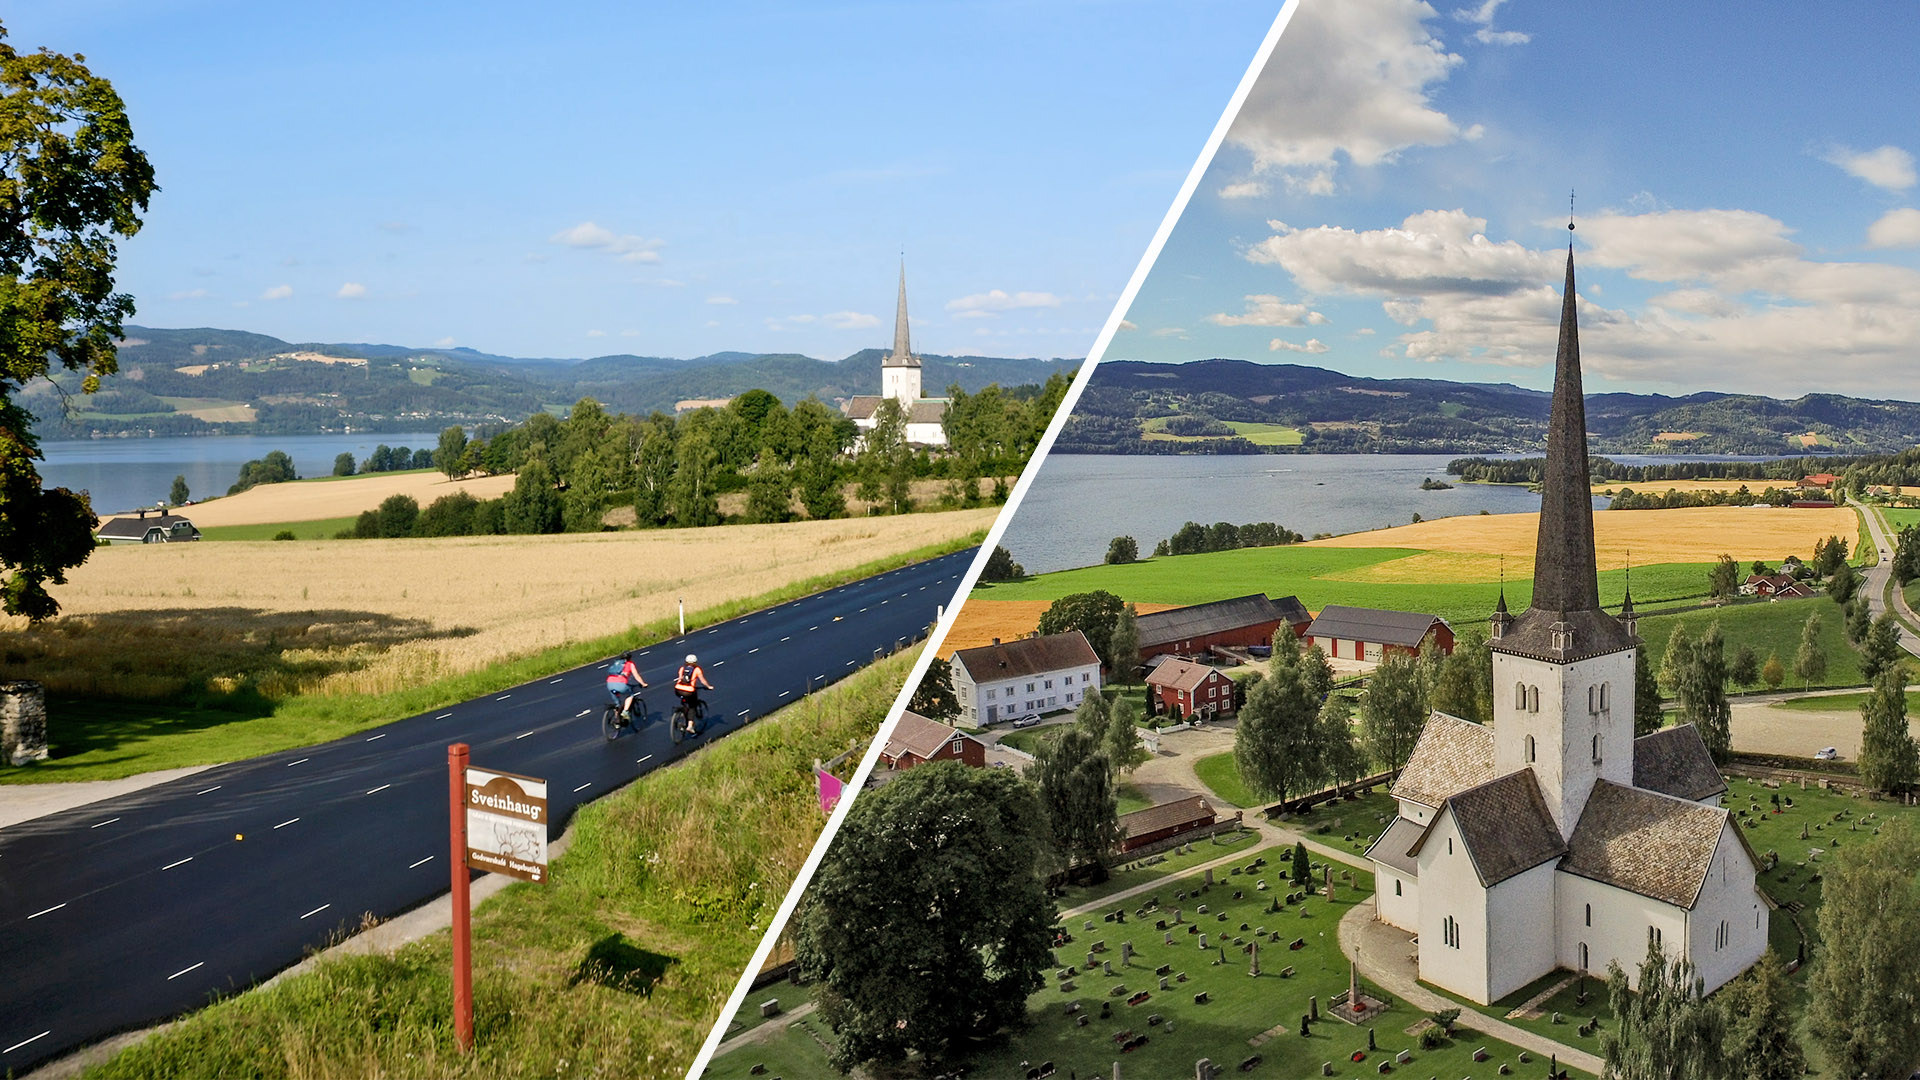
[40,432,445,516]
[998,452,1798,575]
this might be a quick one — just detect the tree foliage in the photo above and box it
[168,474,188,506]
[1861,610,1904,684]
[794,763,1054,1073]
[1634,646,1665,737]
[1104,535,1138,564]
[1105,696,1146,774]
[1673,621,1731,763]
[1718,950,1806,1080]
[1108,603,1141,681]
[908,657,958,721]
[1858,668,1919,793]
[980,544,1025,582]
[1027,727,1119,871]
[1707,553,1740,601]
[1793,612,1827,690]
[1235,660,1326,809]
[1807,821,1920,1080]
[1429,625,1492,726]
[1599,941,1729,1080]
[1035,590,1125,669]
[0,29,156,620]
[1361,653,1427,772]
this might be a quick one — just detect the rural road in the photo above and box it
[1859,503,1920,656]
[0,549,973,1075]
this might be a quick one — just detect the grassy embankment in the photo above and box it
[2,515,990,783]
[80,649,918,1080]
[708,858,1593,1080]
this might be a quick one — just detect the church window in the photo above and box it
[1584,903,1591,927]
[1526,735,1536,764]
[1579,942,1590,972]
[1648,926,1662,949]
[1588,685,1597,713]
[1592,734,1602,765]
[1528,686,1540,713]
[1600,682,1610,711]
[1515,682,1527,710]
[1443,915,1460,948]
[1447,837,1454,855]
[1394,879,1402,896]
[1716,920,1728,950]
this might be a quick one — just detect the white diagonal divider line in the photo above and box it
[684,4,1303,1072]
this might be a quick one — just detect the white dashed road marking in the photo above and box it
[166,962,204,981]
[286,758,309,767]
[27,904,65,920]
[366,784,391,795]
[300,904,330,919]
[90,818,119,829]
[636,755,653,765]
[572,782,591,792]
[495,694,512,701]
[196,786,220,795]
[3,1032,49,1054]
[274,818,299,829]
[161,858,192,871]
[408,856,434,869]
[366,733,385,742]
[515,731,534,739]
[435,713,453,720]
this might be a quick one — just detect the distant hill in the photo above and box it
[1058,358,1920,456]
[27,327,1077,438]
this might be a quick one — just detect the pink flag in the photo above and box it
[816,768,843,814]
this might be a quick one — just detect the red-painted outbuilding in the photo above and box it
[1304,605,1453,662]
[1145,658,1237,719]
[879,710,985,770]
[1133,593,1311,663]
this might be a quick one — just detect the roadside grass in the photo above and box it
[1,532,979,784]
[1636,599,1875,692]
[82,650,917,1080]
[972,544,1710,629]
[1880,507,1920,531]
[198,516,356,541]
[711,862,1593,1080]
[1855,507,1878,567]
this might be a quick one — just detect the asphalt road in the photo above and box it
[1860,503,1920,657]
[0,548,972,1074]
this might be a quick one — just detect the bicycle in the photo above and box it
[602,686,646,742]
[669,693,709,744]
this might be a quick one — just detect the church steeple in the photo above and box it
[1531,237,1600,615]
[884,261,918,369]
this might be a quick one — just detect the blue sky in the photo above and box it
[1116,1,1920,397]
[8,1,1278,361]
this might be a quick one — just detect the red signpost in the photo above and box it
[448,742,474,1051]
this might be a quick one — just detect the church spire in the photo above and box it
[1529,233,1601,614]
[885,260,918,369]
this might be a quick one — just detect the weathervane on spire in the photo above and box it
[1569,189,1576,231]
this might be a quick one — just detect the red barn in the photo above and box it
[879,711,985,770]
[1146,658,1237,719]
[1117,795,1218,853]
[1304,605,1453,662]
[1133,594,1311,662]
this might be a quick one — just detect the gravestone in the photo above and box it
[1,681,47,766]
[1121,941,1134,964]
[1205,868,1214,886]
[1249,941,1260,976]
[1159,976,1169,990]
[759,998,780,1018]
[1195,1057,1217,1080]
[1102,960,1114,976]
[1198,933,1208,949]
[1164,933,1174,946]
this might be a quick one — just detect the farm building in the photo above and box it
[1133,593,1311,661]
[1145,657,1237,720]
[1740,573,1817,599]
[879,711,985,770]
[950,631,1102,726]
[1117,795,1217,854]
[1304,604,1453,663]
[96,510,201,545]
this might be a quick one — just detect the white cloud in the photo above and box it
[1248,209,1553,297]
[1226,0,1464,195]
[1218,180,1268,199]
[706,295,739,305]
[1820,144,1917,192]
[435,336,457,348]
[825,311,881,330]
[167,288,209,301]
[946,289,1064,318]
[335,282,368,299]
[1149,326,1188,338]
[1118,319,1138,332]
[1452,0,1530,44]
[1269,337,1331,353]
[1576,209,1801,280]
[586,329,607,338]
[549,221,664,262]
[261,284,293,301]
[1206,294,1328,327]
[1867,207,1920,249]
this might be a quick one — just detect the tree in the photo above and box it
[631,413,676,527]
[375,494,419,539]
[1234,663,1326,810]
[437,426,469,481]
[1858,668,1919,793]
[794,763,1053,1073]
[417,490,480,537]
[1361,653,1427,772]
[1760,652,1785,691]
[1793,612,1827,690]
[1657,624,1693,694]
[1105,697,1145,774]
[1895,523,1920,585]
[743,455,793,524]
[1634,646,1665,736]
[1708,553,1740,600]
[794,398,847,520]
[668,417,722,527]
[1862,610,1903,683]
[1599,941,1729,1080]
[1104,536,1138,564]
[908,657,959,721]
[229,450,296,494]
[1813,534,1850,578]
[1719,950,1807,1080]
[168,475,189,506]
[1108,604,1141,682]
[332,452,356,477]
[1807,821,1920,1080]
[1728,643,1759,688]
[0,32,156,621]
[1847,595,1872,643]
[1675,622,1731,763]
[1072,688,1111,743]
[1026,727,1119,872]
[1429,626,1493,725]
[502,455,562,534]
[1291,841,1311,886]
[1035,590,1126,669]
[1826,561,1858,604]
[979,545,1024,582]
[1319,695,1366,789]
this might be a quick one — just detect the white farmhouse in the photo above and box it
[1365,242,1770,1005]
[950,631,1102,726]
[845,264,948,447]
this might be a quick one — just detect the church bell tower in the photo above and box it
[881,261,922,407]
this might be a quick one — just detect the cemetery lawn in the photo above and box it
[1636,599,1882,691]
[1057,829,1262,909]
[1420,971,1611,1056]
[703,1017,837,1080]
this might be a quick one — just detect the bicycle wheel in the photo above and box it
[670,706,686,744]
[602,704,622,742]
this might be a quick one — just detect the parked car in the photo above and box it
[1814,747,1840,761]
[1011,713,1042,729]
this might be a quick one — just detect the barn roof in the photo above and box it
[1633,725,1727,803]
[1306,605,1447,648]
[1118,795,1215,840]
[1135,594,1308,649]
[952,631,1099,682]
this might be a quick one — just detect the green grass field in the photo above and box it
[198,516,357,541]
[1139,419,1305,446]
[1636,598,1878,691]
[86,650,918,1080]
[973,544,1712,629]
[1195,751,1261,808]
[708,857,1591,1080]
[1769,689,1920,713]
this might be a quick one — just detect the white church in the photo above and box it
[1364,240,1771,1005]
[845,264,948,446]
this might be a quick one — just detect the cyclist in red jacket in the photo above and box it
[606,652,648,719]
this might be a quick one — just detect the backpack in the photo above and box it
[607,659,626,676]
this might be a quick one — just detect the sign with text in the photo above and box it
[463,765,549,883]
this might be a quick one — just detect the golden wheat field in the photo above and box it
[176,471,519,527]
[1307,504,1859,578]
[5,509,995,700]
[1586,477,1814,496]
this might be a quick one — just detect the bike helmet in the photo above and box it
[622,651,633,662]
[685,653,698,664]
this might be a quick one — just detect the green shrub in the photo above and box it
[272,530,297,541]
